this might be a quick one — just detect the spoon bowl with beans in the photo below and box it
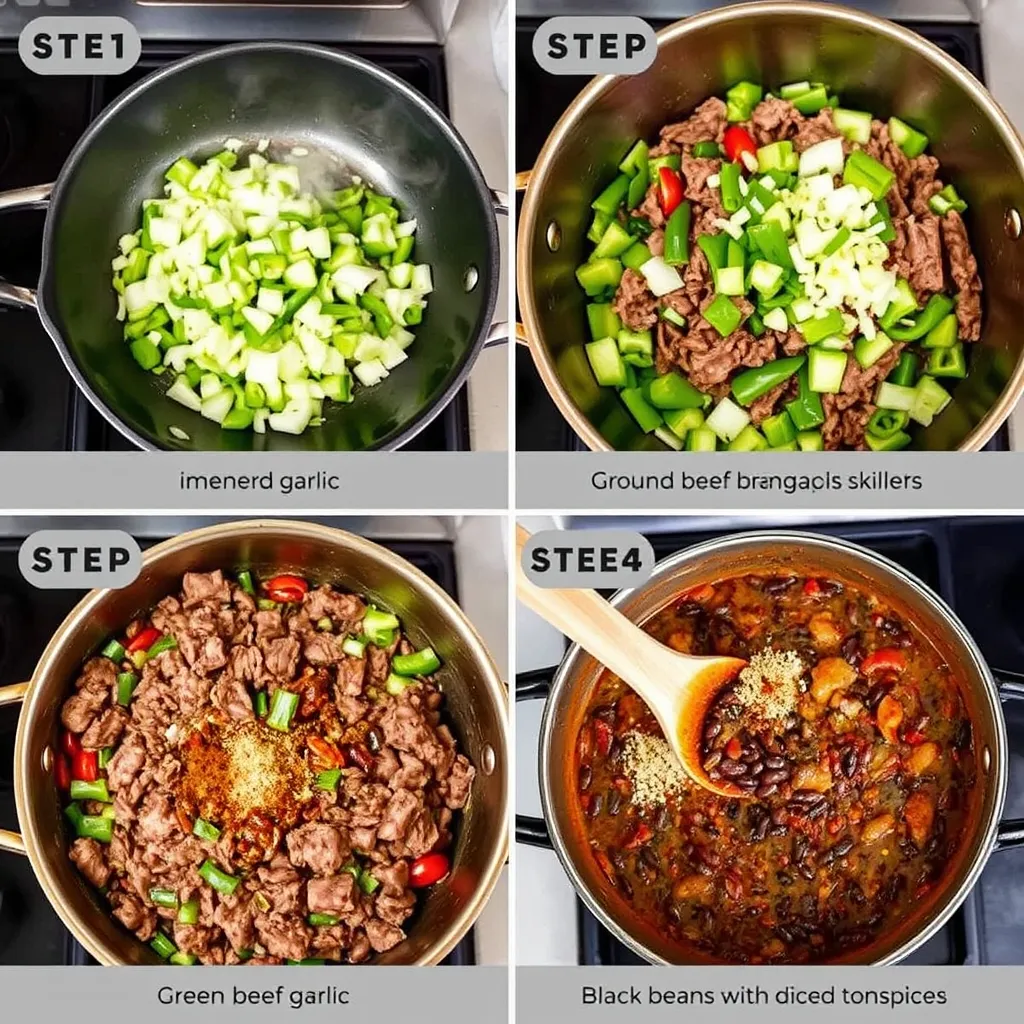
[516,525,748,798]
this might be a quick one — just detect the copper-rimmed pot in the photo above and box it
[0,519,508,965]
[517,531,1024,964]
[517,1,1024,450]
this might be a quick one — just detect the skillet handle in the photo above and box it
[0,682,28,856]
[0,183,51,312]
[515,666,555,849]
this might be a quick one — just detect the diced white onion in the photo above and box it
[706,173,721,188]
[740,151,759,173]
[639,256,684,297]
[798,137,845,178]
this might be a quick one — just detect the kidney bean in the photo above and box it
[764,755,787,770]
[617,874,634,899]
[640,846,659,871]
[840,748,858,778]
[747,760,764,777]
[703,719,722,743]
[865,682,891,711]
[840,633,863,665]
[607,790,622,817]
[763,576,798,595]
[718,759,748,779]
[587,793,603,818]
[655,804,670,830]
[737,778,759,792]
[798,861,817,881]
[760,767,789,786]
[703,751,723,772]
[608,739,624,767]
[755,781,777,799]
[833,836,854,857]
[578,765,592,791]
[820,579,844,596]
[593,704,616,724]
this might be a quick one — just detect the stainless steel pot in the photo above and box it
[518,530,1024,964]
[517,2,1024,450]
[0,42,506,451]
[0,520,508,965]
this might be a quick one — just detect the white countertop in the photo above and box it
[447,1,510,452]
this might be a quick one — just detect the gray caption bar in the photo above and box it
[517,452,1024,510]
[516,966,1012,1023]
[0,965,506,1023]
[0,453,507,511]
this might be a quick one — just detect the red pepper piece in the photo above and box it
[409,852,450,888]
[593,719,613,758]
[803,579,822,596]
[681,583,715,604]
[622,823,653,850]
[72,749,99,782]
[657,166,685,216]
[265,574,310,604]
[903,729,926,746]
[61,730,82,757]
[861,648,907,674]
[723,124,758,164]
[725,736,743,760]
[126,626,161,654]
[54,754,71,791]
[308,735,345,768]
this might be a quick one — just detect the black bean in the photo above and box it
[820,847,837,866]
[833,836,854,857]
[366,728,383,753]
[607,791,622,816]
[793,835,809,861]
[777,870,794,887]
[608,739,623,767]
[800,894,816,917]
[725,800,740,820]
[763,576,798,595]
[718,759,748,778]
[736,778,759,792]
[579,765,592,791]
[865,681,891,711]
[768,824,788,837]
[587,793,603,818]
[703,719,722,742]
[640,846,659,870]
[777,925,795,943]
[667,903,683,925]
[798,861,817,881]
[617,874,633,899]
[806,800,827,820]
[840,748,857,778]
[747,760,764,777]
[655,804,670,830]
[840,633,862,665]
[610,849,626,872]
[820,579,844,596]
[764,755,786,770]
[760,767,789,786]
[755,781,777,799]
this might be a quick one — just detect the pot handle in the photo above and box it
[515,666,555,849]
[480,189,511,348]
[994,667,1024,701]
[0,184,52,313]
[0,682,28,856]
[991,668,1024,849]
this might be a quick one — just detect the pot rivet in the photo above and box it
[481,744,496,775]
[42,745,53,772]
[463,265,479,292]
[545,221,562,252]
[1005,208,1022,240]
[983,745,991,773]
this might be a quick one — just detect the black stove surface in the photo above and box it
[0,532,474,966]
[0,42,470,453]
[571,516,1024,966]
[514,18,1007,453]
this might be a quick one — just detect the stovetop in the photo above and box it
[517,515,1024,966]
[0,41,469,452]
[513,18,1008,453]
[0,531,474,966]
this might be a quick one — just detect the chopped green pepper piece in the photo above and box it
[149,887,179,909]
[267,689,299,732]
[198,858,240,896]
[101,639,126,662]
[116,671,138,706]
[592,174,631,216]
[703,294,744,337]
[316,768,342,791]
[392,647,441,677]
[151,932,177,960]
[193,818,221,842]
[886,293,955,341]
[785,366,826,430]
[177,900,200,924]
[620,387,663,432]
[663,202,691,265]
[70,779,111,803]
[927,343,967,378]
[867,408,910,439]
[646,372,707,410]
[731,356,805,406]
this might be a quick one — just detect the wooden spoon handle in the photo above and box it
[515,524,667,694]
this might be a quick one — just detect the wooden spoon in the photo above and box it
[516,524,749,798]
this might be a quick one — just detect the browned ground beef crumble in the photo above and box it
[63,570,474,964]
[615,96,983,449]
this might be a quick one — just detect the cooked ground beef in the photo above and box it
[60,570,474,965]
[607,94,983,449]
